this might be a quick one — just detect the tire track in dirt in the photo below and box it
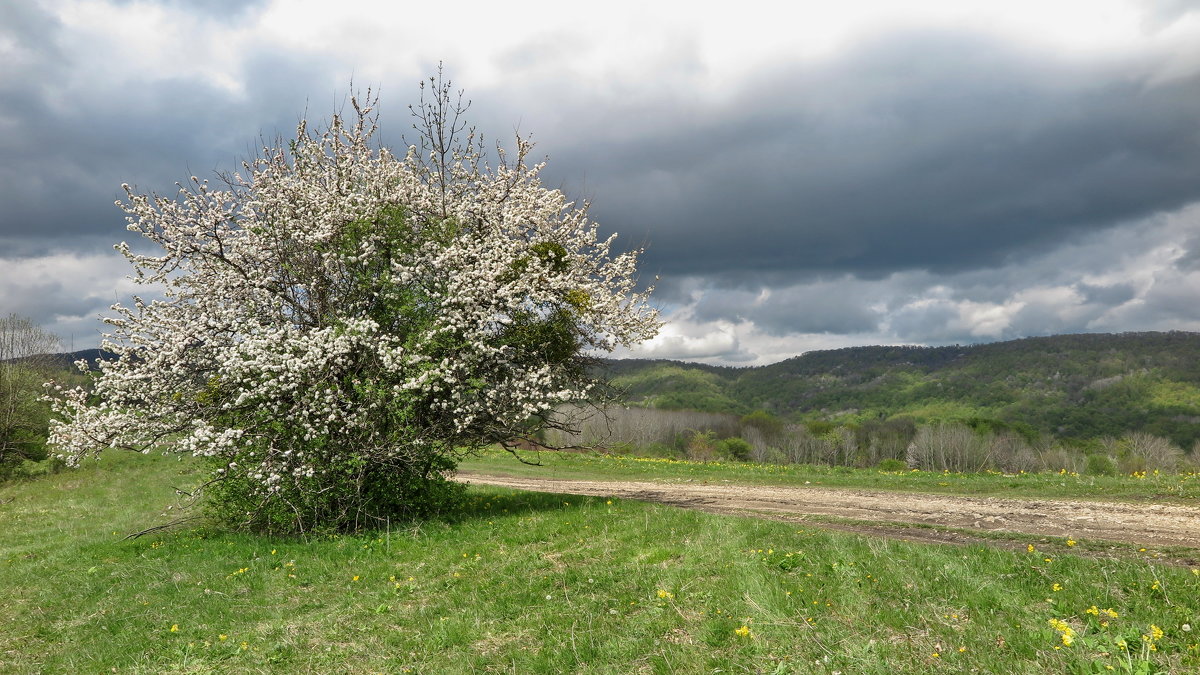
[457,471,1200,551]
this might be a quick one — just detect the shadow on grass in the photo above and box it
[166,486,613,545]
[439,484,612,526]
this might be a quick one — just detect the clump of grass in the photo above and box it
[2,452,1198,673]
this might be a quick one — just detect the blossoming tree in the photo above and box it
[48,77,659,533]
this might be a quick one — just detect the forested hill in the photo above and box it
[38,349,116,371]
[602,332,1200,446]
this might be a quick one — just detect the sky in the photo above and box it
[3,0,1200,365]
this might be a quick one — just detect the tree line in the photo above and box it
[544,406,1196,474]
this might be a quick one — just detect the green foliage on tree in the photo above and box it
[740,410,784,436]
[717,436,753,461]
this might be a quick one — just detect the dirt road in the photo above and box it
[458,471,1200,552]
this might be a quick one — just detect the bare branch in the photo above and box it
[122,516,203,540]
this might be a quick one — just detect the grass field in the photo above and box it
[461,448,1200,502]
[2,451,1199,673]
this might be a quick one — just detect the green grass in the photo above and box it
[3,452,1199,673]
[461,448,1200,502]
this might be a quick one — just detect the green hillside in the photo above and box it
[601,360,746,413]
[604,332,1200,447]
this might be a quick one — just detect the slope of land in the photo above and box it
[6,452,1200,672]
[604,331,1200,446]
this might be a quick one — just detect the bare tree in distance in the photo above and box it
[0,314,60,478]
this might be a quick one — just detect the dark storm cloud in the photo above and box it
[8,19,1198,282]
[883,300,964,344]
[520,31,1200,284]
[1122,274,1200,324]
[0,3,346,344]
[1078,281,1138,306]
[1173,230,1200,270]
[0,6,339,255]
[662,204,1200,352]
[689,278,884,335]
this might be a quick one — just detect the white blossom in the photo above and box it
[47,85,659,522]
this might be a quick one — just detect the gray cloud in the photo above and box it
[1137,0,1200,31]
[511,31,1200,285]
[883,301,965,344]
[638,202,1200,362]
[0,10,342,255]
[109,0,270,20]
[0,250,139,344]
[1078,282,1138,306]
[9,17,1199,277]
[689,277,885,335]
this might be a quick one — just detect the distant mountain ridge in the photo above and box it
[602,332,1200,447]
[46,349,116,371]
[4,348,115,370]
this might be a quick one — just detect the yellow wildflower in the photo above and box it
[734,625,753,638]
[170,624,179,632]
[1049,618,1076,647]
[1049,618,1074,635]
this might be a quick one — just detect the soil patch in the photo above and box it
[458,471,1200,555]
